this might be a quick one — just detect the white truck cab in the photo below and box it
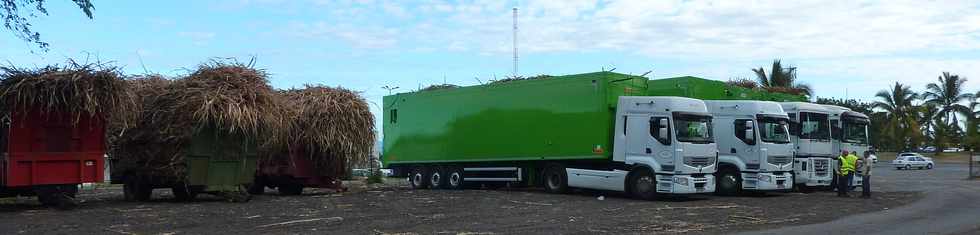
[823,105,871,188]
[780,102,834,190]
[570,96,718,199]
[704,101,794,195]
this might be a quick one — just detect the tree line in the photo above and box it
[737,60,976,152]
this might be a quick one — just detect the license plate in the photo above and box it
[777,184,785,189]
[696,188,704,192]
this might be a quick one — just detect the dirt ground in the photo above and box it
[0,179,920,235]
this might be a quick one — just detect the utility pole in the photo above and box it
[513,7,518,77]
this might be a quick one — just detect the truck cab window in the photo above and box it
[649,117,671,145]
[758,117,790,144]
[843,118,870,144]
[799,112,830,140]
[830,120,842,140]
[734,119,755,145]
[673,113,713,144]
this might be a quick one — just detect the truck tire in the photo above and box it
[278,184,304,196]
[123,177,152,202]
[172,184,197,202]
[247,176,266,195]
[38,192,77,210]
[542,165,568,194]
[429,167,447,189]
[715,168,742,196]
[446,167,465,190]
[629,169,657,200]
[409,167,430,189]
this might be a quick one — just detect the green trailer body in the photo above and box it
[647,76,806,102]
[185,128,258,192]
[382,72,647,167]
[115,127,257,202]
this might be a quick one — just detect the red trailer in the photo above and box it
[250,149,345,195]
[0,111,105,208]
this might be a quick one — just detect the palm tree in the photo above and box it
[918,104,940,143]
[752,59,813,97]
[923,72,972,131]
[874,82,920,150]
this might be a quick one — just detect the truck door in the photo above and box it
[625,115,649,156]
[626,115,672,164]
[732,119,759,167]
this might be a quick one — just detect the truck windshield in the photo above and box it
[799,112,830,140]
[673,114,713,143]
[843,118,869,144]
[758,117,790,143]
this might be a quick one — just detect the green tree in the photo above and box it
[1,0,95,51]
[874,82,921,151]
[918,103,940,147]
[923,72,972,132]
[752,59,813,97]
[963,91,980,151]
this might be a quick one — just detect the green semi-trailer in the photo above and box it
[383,72,718,199]
[647,76,807,102]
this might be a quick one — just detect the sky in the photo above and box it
[2,0,980,132]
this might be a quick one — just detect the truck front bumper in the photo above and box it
[655,174,715,194]
[742,172,793,191]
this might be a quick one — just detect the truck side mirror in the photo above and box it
[657,118,670,140]
[658,128,669,141]
[744,120,755,142]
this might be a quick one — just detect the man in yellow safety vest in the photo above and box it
[837,150,858,197]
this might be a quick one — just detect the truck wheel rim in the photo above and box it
[635,176,654,193]
[449,172,461,186]
[430,173,441,186]
[548,173,561,189]
[413,173,423,186]
[721,175,737,190]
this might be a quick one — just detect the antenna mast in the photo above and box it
[512,7,518,77]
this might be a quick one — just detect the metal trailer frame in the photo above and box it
[0,110,106,209]
[251,148,346,196]
[114,127,257,202]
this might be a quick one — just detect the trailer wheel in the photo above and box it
[247,177,266,195]
[409,167,430,189]
[542,165,568,194]
[446,167,465,190]
[629,169,657,200]
[278,184,304,196]
[172,184,197,202]
[38,192,77,210]
[123,177,152,202]
[429,167,447,189]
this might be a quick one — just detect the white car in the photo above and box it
[891,153,934,170]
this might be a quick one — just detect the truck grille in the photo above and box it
[768,155,792,165]
[813,158,829,177]
[684,156,715,168]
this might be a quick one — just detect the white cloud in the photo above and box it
[290,22,398,49]
[352,0,980,60]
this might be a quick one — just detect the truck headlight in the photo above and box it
[673,177,689,186]
[757,174,771,182]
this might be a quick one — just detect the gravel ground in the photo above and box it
[0,178,919,235]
